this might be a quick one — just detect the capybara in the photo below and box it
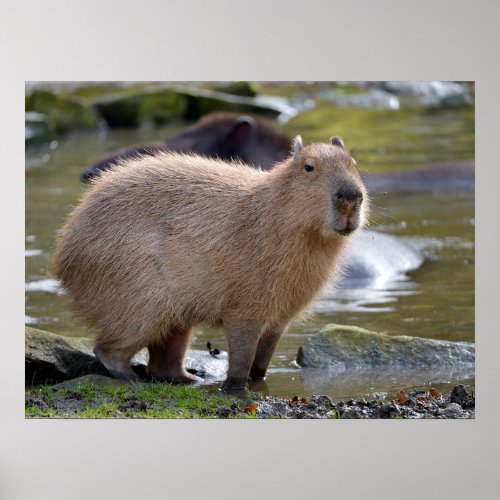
[81,112,291,182]
[53,136,367,390]
[81,111,474,193]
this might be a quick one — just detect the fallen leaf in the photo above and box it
[429,388,441,399]
[396,390,409,404]
[300,398,308,404]
[244,403,258,414]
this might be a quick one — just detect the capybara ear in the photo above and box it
[330,136,345,149]
[293,135,303,161]
[226,116,257,148]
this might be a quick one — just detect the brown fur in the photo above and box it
[53,138,368,390]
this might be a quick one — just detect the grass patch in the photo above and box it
[25,381,249,419]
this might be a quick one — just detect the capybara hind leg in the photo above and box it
[221,325,261,392]
[249,326,285,380]
[147,327,200,383]
[94,345,141,382]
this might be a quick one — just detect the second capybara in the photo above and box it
[81,112,291,182]
[82,111,474,192]
[53,136,368,390]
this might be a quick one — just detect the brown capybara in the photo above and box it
[81,112,291,182]
[53,136,368,391]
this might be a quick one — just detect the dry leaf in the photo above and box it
[244,403,258,414]
[300,397,308,404]
[429,388,441,399]
[396,390,409,404]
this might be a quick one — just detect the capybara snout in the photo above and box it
[53,135,368,391]
[292,135,367,237]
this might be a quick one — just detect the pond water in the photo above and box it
[25,97,474,400]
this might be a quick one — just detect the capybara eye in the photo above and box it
[304,164,314,172]
[336,192,343,199]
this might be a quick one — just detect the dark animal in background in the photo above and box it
[81,112,290,182]
[82,112,474,193]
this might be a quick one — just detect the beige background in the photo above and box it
[2,0,497,498]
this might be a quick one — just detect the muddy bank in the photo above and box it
[25,375,474,419]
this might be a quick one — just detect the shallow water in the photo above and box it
[25,97,474,400]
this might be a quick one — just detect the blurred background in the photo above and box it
[25,81,475,399]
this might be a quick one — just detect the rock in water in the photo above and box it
[340,230,423,287]
[297,324,474,370]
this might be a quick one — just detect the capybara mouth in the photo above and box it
[334,224,357,236]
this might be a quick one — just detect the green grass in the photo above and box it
[25,381,248,419]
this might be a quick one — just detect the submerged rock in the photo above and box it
[340,230,423,286]
[297,324,475,371]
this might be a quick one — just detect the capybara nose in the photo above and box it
[335,188,363,204]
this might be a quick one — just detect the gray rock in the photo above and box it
[25,327,107,386]
[92,86,289,128]
[255,401,293,418]
[378,81,473,108]
[444,403,463,418]
[296,324,475,371]
[25,327,228,386]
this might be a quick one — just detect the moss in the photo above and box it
[215,81,260,97]
[25,90,100,134]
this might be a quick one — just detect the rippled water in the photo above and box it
[25,96,474,400]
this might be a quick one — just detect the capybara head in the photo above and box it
[284,135,368,238]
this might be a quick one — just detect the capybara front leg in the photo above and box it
[221,325,261,392]
[94,345,141,382]
[147,327,201,383]
[249,326,285,380]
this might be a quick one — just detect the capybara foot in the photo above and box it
[94,346,141,382]
[221,377,248,392]
[147,368,202,384]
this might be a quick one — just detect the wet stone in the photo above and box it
[25,393,50,411]
[310,395,335,409]
[216,407,234,418]
[378,403,401,419]
[443,403,463,418]
[450,385,474,408]
[256,401,293,418]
